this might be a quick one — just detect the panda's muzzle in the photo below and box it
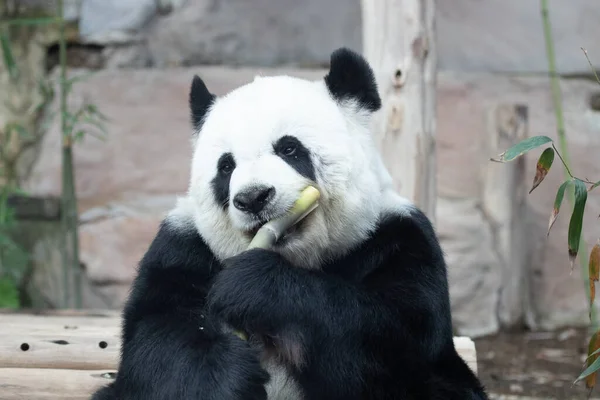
[232,185,276,215]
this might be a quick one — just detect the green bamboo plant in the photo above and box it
[0,1,107,309]
[491,0,600,392]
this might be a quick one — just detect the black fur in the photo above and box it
[324,48,382,112]
[189,75,216,132]
[211,152,236,208]
[272,135,316,182]
[91,208,488,400]
[91,221,269,400]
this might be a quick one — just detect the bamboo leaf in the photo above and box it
[568,179,588,271]
[529,147,554,194]
[80,115,108,136]
[73,130,86,142]
[590,243,600,318]
[65,71,97,87]
[577,331,600,387]
[548,180,572,236]
[0,276,19,309]
[0,31,18,81]
[590,181,600,193]
[0,17,60,27]
[7,123,34,140]
[491,135,553,163]
[85,103,110,121]
[587,346,600,360]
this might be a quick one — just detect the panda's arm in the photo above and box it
[92,220,269,400]
[208,211,486,399]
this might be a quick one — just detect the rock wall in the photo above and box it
[22,67,600,335]
[26,0,598,74]
[24,1,600,72]
[80,0,363,68]
[437,73,600,336]
[12,0,600,336]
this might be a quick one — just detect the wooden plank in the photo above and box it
[0,343,477,400]
[0,312,478,398]
[0,314,121,330]
[0,334,119,370]
[0,309,121,317]
[0,368,116,400]
[0,312,478,376]
[0,327,478,376]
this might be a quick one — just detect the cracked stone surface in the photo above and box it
[58,0,600,74]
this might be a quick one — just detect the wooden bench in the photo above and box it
[0,309,478,399]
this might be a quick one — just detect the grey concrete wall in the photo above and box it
[66,0,600,73]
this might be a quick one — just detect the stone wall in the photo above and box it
[11,0,600,337]
[21,66,600,336]
[22,0,600,72]
[22,0,599,73]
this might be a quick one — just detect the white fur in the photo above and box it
[167,72,415,400]
[179,74,413,270]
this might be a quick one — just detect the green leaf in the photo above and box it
[491,135,553,163]
[577,354,600,385]
[548,179,572,236]
[73,130,86,142]
[587,346,600,360]
[0,31,18,81]
[568,179,588,271]
[529,147,554,194]
[590,181,600,192]
[80,116,108,137]
[7,122,34,140]
[84,103,110,122]
[0,276,19,309]
[66,71,97,87]
[0,17,60,27]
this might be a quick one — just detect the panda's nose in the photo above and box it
[233,185,276,214]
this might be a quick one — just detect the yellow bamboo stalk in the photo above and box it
[233,185,321,341]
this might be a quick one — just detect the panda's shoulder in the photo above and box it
[327,205,444,281]
[376,207,442,258]
[139,198,218,272]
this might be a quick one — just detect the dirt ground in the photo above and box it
[475,327,600,399]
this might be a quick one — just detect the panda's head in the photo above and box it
[173,48,411,268]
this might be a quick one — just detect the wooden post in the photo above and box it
[361,0,437,222]
[483,104,530,329]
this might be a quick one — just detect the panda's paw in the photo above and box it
[207,248,285,334]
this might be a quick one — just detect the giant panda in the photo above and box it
[92,48,488,400]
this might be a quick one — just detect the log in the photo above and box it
[0,312,478,398]
[0,368,116,400]
[1,314,121,329]
[0,328,477,376]
[0,334,119,370]
[361,0,437,222]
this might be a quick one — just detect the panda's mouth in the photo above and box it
[248,223,264,237]
[245,215,305,242]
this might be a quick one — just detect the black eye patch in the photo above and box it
[211,152,236,208]
[273,135,316,181]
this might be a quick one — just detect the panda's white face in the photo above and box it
[172,49,412,269]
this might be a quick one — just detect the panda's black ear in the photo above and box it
[324,48,381,112]
[189,75,216,133]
